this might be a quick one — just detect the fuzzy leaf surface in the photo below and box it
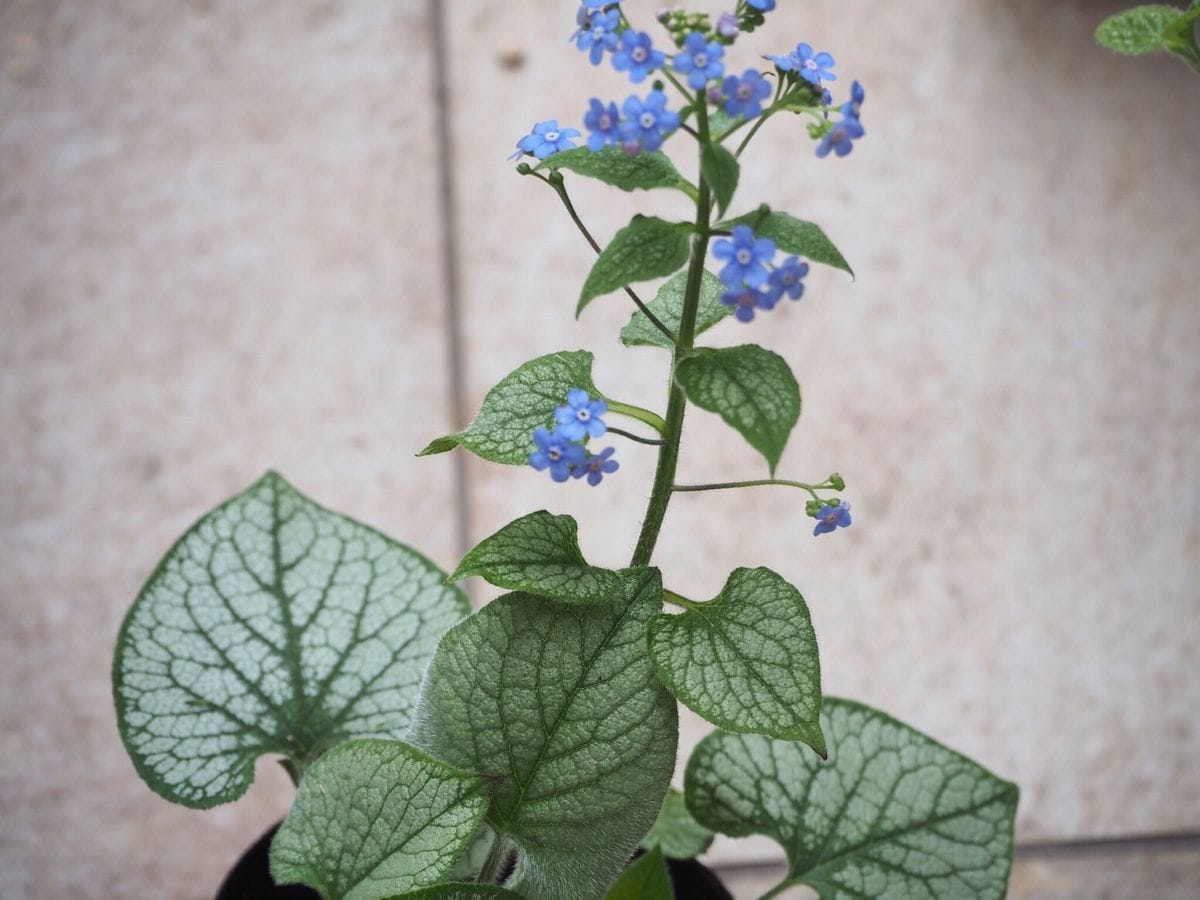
[538,146,692,194]
[270,739,487,900]
[641,787,714,859]
[578,216,692,314]
[112,472,468,808]
[620,270,731,349]
[651,567,823,751]
[719,209,853,276]
[412,570,678,900]
[675,345,800,475]
[603,847,673,900]
[701,143,740,217]
[450,510,622,605]
[1095,4,1182,53]
[418,351,600,464]
[686,698,1019,899]
[387,888,524,900]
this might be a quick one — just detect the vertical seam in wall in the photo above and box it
[428,0,472,558]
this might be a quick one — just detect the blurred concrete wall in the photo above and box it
[2,1,1198,897]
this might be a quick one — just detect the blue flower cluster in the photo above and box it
[766,41,837,85]
[817,80,866,159]
[584,90,679,156]
[712,225,810,322]
[528,389,620,486]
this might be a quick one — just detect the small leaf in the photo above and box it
[718,209,853,276]
[386,887,524,900]
[419,351,600,465]
[1095,5,1182,54]
[641,787,714,860]
[269,739,489,900]
[450,510,623,604]
[620,269,731,350]
[650,568,823,751]
[603,847,673,900]
[412,570,678,900]
[538,146,692,195]
[685,698,1019,900]
[112,472,469,809]
[701,143,740,217]
[675,345,800,475]
[578,216,692,315]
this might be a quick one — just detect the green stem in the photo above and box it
[662,588,702,611]
[757,879,802,900]
[607,425,663,446]
[735,111,772,158]
[631,96,714,567]
[673,479,824,501]
[606,399,666,434]
[479,834,514,886]
[534,172,676,344]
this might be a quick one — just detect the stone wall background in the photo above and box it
[2,1,1197,897]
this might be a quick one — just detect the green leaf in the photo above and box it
[450,510,623,605]
[718,209,853,276]
[538,146,693,195]
[701,143,740,218]
[603,847,673,900]
[412,570,678,900]
[270,739,488,900]
[112,472,469,809]
[650,567,824,752]
[387,888,524,900]
[418,351,600,464]
[641,787,714,860]
[674,345,800,475]
[685,698,1019,900]
[619,269,731,350]
[1095,5,1182,54]
[578,216,692,315]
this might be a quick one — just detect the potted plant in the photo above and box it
[113,3,1018,897]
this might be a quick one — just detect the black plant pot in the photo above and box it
[215,823,733,900]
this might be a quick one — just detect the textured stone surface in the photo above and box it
[2,0,1199,897]
[443,0,1200,861]
[1,2,456,897]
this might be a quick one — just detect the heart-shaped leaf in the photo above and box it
[419,351,600,464]
[602,847,672,900]
[450,510,623,604]
[641,787,714,860]
[685,698,1019,899]
[651,567,824,752]
[412,570,677,900]
[718,209,853,276]
[619,270,731,350]
[675,345,800,475]
[579,216,692,315]
[113,472,468,808]
[538,146,694,196]
[270,739,489,900]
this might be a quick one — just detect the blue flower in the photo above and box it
[721,284,778,323]
[716,12,739,38]
[722,68,772,119]
[529,426,588,482]
[511,120,581,161]
[767,42,836,85]
[584,98,622,151]
[767,256,809,301]
[840,80,865,120]
[574,447,619,486]
[816,114,864,158]
[612,30,664,83]
[747,0,776,10]
[576,9,621,65]
[812,501,852,536]
[618,90,678,154]
[555,388,608,440]
[674,32,725,90]
[713,224,776,287]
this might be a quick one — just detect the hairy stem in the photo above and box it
[606,398,666,434]
[673,478,824,501]
[630,99,714,567]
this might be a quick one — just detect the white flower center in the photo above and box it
[632,46,648,62]
[547,447,562,461]
[737,84,753,100]
[736,248,752,265]
[576,409,590,421]
[598,114,612,129]
[593,26,605,39]
[694,53,708,67]
[544,130,560,142]
[639,111,656,129]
